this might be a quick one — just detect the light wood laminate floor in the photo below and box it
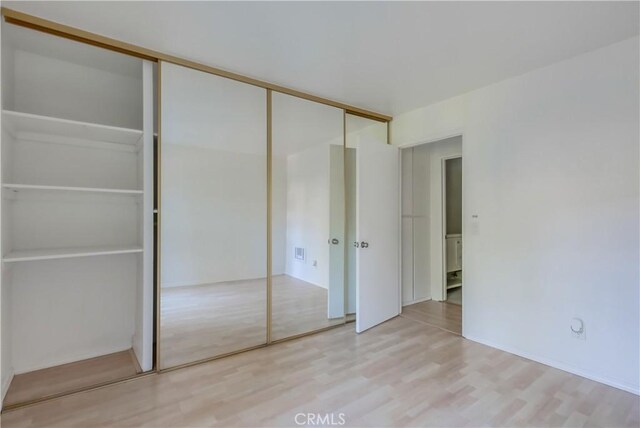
[401,299,462,335]
[160,275,342,368]
[2,316,637,427]
[3,350,139,408]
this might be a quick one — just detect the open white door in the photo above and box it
[355,132,400,333]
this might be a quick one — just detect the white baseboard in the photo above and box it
[465,334,640,395]
[402,296,431,306]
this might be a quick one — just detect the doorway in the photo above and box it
[443,156,462,305]
[399,136,462,335]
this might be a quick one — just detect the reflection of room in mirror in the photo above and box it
[160,272,341,368]
[159,62,267,369]
[271,93,346,341]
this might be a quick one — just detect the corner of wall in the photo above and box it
[1,368,14,404]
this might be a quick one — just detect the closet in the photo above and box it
[1,24,154,407]
[0,6,397,410]
[401,145,431,305]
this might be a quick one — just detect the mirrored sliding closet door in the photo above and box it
[159,62,267,369]
[271,93,345,340]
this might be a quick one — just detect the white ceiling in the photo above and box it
[3,1,639,117]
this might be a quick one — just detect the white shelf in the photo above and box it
[2,110,143,149]
[3,246,143,263]
[3,184,143,195]
[447,282,462,290]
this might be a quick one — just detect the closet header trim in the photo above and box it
[1,7,392,123]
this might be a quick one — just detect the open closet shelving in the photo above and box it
[1,109,146,263]
[1,23,154,408]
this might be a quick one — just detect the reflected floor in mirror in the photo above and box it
[271,275,344,341]
[160,275,342,368]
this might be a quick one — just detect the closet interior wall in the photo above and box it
[0,23,154,408]
[401,145,431,305]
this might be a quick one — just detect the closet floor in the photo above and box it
[401,300,462,335]
[4,350,140,407]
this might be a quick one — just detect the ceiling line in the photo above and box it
[1,7,392,123]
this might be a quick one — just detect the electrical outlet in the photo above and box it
[570,318,586,340]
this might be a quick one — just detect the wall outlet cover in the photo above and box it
[570,318,586,340]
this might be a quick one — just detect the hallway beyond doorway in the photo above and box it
[400,300,462,335]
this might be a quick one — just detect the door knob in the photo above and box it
[331,238,339,245]
[360,241,369,248]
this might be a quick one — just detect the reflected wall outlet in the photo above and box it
[571,317,586,340]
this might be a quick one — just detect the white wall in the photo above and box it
[1,267,10,400]
[12,50,142,130]
[284,143,330,288]
[392,37,640,393]
[401,145,431,305]
[133,60,154,372]
[1,27,13,117]
[411,145,430,303]
[10,255,137,373]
